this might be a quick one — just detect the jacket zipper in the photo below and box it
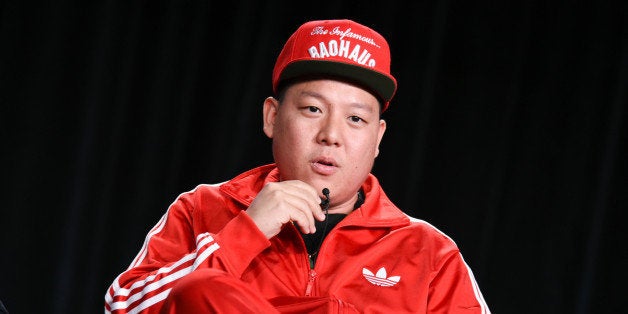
[305,269,317,296]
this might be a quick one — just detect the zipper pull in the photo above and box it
[308,254,315,269]
[305,269,317,296]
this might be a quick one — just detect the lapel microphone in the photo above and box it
[320,188,330,211]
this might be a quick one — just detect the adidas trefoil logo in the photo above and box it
[362,267,401,287]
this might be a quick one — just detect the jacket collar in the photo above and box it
[220,163,410,227]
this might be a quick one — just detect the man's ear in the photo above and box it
[375,119,387,157]
[263,97,279,138]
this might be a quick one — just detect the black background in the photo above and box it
[1,1,626,313]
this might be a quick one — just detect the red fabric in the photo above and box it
[159,268,278,314]
[270,296,359,313]
[158,268,360,314]
[105,164,490,314]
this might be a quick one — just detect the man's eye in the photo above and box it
[349,116,364,123]
[307,106,321,113]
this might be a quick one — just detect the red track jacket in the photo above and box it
[105,164,490,313]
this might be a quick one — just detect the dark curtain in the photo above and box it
[1,1,626,313]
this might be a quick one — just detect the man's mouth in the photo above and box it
[313,157,336,167]
[311,157,338,175]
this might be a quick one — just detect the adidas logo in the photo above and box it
[362,267,401,287]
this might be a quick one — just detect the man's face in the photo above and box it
[263,79,386,210]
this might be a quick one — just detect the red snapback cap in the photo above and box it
[273,19,397,112]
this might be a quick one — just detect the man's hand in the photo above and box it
[245,180,327,239]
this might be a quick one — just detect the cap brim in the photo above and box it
[278,60,397,103]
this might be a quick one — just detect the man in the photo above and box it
[105,19,490,313]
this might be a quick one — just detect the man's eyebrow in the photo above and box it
[349,102,375,113]
[298,90,324,100]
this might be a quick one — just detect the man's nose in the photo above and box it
[316,115,341,146]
